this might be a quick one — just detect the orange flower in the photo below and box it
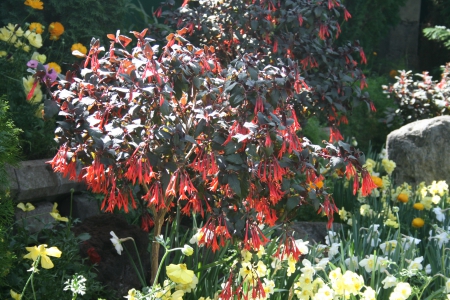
[71,43,87,58]
[412,218,424,228]
[29,22,44,34]
[48,22,64,39]
[371,176,383,188]
[389,70,398,78]
[24,0,43,10]
[397,193,408,203]
[47,62,61,74]
[413,203,424,210]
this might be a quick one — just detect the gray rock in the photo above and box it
[71,193,101,221]
[386,116,450,185]
[15,201,55,233]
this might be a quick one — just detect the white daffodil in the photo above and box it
[110,231,123,255]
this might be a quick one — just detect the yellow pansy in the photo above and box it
[31,51,46,64]
[17,202,35,212]
[47,62,61,74]
[50,202,68,222]
[71,43,87,58]
[166,264,195,284]
[25,30,42,48]
[23,244,62,269]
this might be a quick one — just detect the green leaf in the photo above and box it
[228,173,241,197]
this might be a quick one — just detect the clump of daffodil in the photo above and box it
[166,263,196,285]
[381,158,396,175]
[50,202,68,222]
[24,244,62,269]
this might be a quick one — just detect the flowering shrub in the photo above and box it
[382,63,450,126]
[44,23,381,283]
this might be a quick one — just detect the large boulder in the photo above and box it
[386,116,450,185]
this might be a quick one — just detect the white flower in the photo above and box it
[430,231,450,248]
[382,275,397,289]
[408,256,423,272]
[300,259,315,278]
[325,231,338,246]
[361,286,376,300]
[110,231,123,255]
[433,207,446,222]
[295,239,309,255]
[425,264,432,274]
[379,240,398,255]
[391,282,411,300]
[344,256,359,271]
[181,244,194,256]
[63,274,87,296]
[401,236,421,250]
[328,243,340,257]
[314,257,329,271]
[359,255,386,273]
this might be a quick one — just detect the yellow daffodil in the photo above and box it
[22,76,43,104]
[170,290,184,300]
[23,244,62,269]
[24,0,43,10]
[71,43,87,58]
[10,289,21,300]
[50,202,68,222]
[412,218,425,228]
[166,263,195,284]
[29,22,44,34]
[17,202,35,212]
[47,62,61,74]
[49,22,64,40]
[371,176,383,188]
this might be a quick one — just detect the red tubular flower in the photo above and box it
[142,181,166,210]
[198,216,231,252]
[165,170,179,198]
[218,272,234,300]
[345,163,359,195]
[255,96,264,114]
[319,24,330,40]
[359,49,367,65]
[317,195,339,229]
[243,220,269,251]
[181,193,204,217]
[275,235,303,261]
[344,8,352,21]
[361,170,378,196]
[329,127,344,143]
[141,212,154,232]
[47,145,69,174]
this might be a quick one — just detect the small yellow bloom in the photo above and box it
[412,218,425,228]
[0,51,7,57]
[413,203,424,210]
[71,43,87,58]
[371,176,383,188]
[17,202,35,212]
[10,290,21,300]
[31,51,46,64]
[23,244,62,269]
[170,290,184,300]
[50,202,68,222]
[397,193,409,203]
[166,264,195,284]
[48,22,64,38]
[47,62,61,74]
[24,0,43,10]
[29,23,44,34]
[25,30,43,48]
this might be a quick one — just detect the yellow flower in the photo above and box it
[29,23,44,34]
[412,218,425,228]
[124,288,136,300]
[371,176,383,188]
[25,30,43,48]
[397,193,408,203]
[49,22,64,38]
[22,76,43,104]
[31,51,46,64]
[71,43,87,58]
[413,203,424,210]
[24,0,43,9]
[10,290,21,300]
[0,27,17,43]
[50,202,68,222]
[6,24,24,37]
[170,290,184,300]
[23,244,62,269]
[166,264,195,284]
[17,202,35,212]
[47,62,61,74]
[382,158,396,175]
